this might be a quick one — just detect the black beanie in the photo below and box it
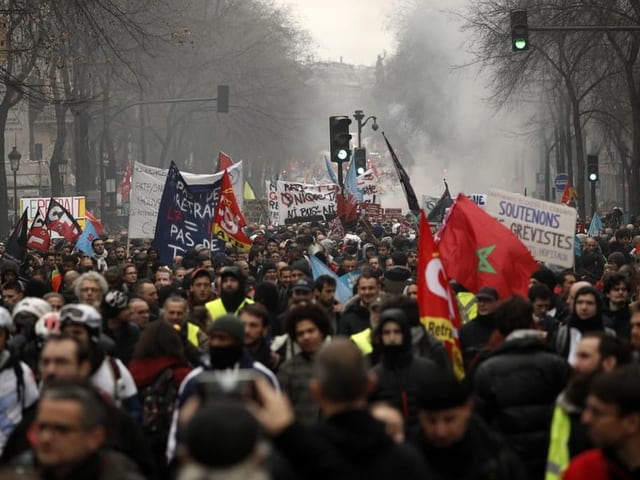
[186,400,259,467]
[208,314,244,343]
[418,369,471,411]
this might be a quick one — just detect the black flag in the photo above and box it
[382,132,420,216]
[5,208,29,265]
[427,180,453,222]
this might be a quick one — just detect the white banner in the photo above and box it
[275,181,339,225]
[485,188,576,268]
[128,161,243,238]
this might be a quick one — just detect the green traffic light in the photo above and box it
[514,38,528,50]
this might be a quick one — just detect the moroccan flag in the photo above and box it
[212,169,252,252]
[437,194,538,299]
[427,180,453,222]
[85,209,105,236]
[27,209,51,251]
[382,132,420,215]
[45,198,82,243]
[418,210,465,379]
[5,208,29,265]
[217,151,233,171]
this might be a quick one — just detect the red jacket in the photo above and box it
[128,356,191,390]
[563,449,634,480]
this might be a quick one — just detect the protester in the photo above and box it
[252,338,431,479]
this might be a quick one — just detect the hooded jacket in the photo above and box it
[369,309,438,429]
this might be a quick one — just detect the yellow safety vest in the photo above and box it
[350,328,373,355]
[457,292,477,324]
[205,297,254,321]
[545,405,571,480]
[185,322,201,348]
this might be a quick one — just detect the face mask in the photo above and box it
[381,344,404,362]
[209,344,243,369]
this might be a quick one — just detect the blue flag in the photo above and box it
[153,162,223,265]
[76,221,98,256]
[309,254,353,304]
[344,157,361,201]
[588,212,603,237]
[324,155,338,185]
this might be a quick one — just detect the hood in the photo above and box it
[376,308,412,352]
[128,356,191,389]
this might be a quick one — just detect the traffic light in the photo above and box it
[217,85,229,113]
[329,116,352,163]
[510,9,529,52]
[587,155,599,182]
[354,148,366,175]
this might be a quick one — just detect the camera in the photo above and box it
[196,369,258,402]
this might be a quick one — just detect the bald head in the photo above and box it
[312,338,369,403]
[568,280,593,312]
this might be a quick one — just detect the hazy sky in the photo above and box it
[275,0,397,65]
[275,0,540,200]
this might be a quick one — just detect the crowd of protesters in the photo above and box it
[0,219,638,479]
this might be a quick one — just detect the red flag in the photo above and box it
[45,198,82,243]
[418,211,465,378]
[218,151,234,171]
[437,194,538,299]
[337,192,358,226]
[27,209,51,251]
[212,169,252,252]
[118,163,132,203]
[560,181,570,205]
[85,209,105,236]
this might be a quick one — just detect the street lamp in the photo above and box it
[8,146,21,225]
[353,109,379,148]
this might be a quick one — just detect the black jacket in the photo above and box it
[472,332,570,479]
[272,410,431,480]
[459,314,495,369]
[369,311,439,429]
[338,303,371,336]
[413,415,527,480]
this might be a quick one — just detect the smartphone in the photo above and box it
[195,369,258,402]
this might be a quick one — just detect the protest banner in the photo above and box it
[21,196,86,233]
[128,161,243,238]
[485,188,576,268]
[467,194,487,207]
[275,181,339,225]
[153,162,221,265]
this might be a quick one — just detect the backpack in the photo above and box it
[139,368,178,440]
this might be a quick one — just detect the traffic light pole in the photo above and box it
[590,181,597,217]
[529,26,640,32]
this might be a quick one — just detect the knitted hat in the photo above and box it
[208,314,244,343]
[185,400,259,467]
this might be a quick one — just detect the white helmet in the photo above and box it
[59,304,102,335]
[12,297,52,320]
[0,306,13,331]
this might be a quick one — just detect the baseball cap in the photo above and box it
[476,287,499,301]
[291,277,314,292]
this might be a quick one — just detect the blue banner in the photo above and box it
[153,162,224,265]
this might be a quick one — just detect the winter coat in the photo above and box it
[412,415,527,480]
[472,330,571,479]
[272,410,431,480]
[338,303,371,336]
[277,353,319,426]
